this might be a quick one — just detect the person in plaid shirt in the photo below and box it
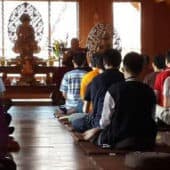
[58,52,87,115]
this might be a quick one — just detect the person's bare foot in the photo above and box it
[54,108,77,118]
[82,128,101,141]
[58,116,69,121]
[54,108,64,118]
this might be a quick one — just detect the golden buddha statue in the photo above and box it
[13,14,41,85]
[13,14,40,59]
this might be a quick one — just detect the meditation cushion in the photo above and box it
[125,152,170,170]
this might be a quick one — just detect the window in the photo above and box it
[113,2,141,56]
[0,1,78,59]
[50,2,78,47]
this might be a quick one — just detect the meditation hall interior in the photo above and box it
[0,0,170,169]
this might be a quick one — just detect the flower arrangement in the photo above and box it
[53,40,67,59]
[0,57,6,66]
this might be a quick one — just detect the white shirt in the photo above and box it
[99,91,115,129]
[163,76,170,97]
[99,77,136,129]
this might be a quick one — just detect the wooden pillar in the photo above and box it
[141,0,155,57]
[154,3,170,55]
[79,0,113,47]
[78,0,161,59]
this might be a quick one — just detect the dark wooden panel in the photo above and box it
[4,85,57,99]
[0,66,68,74]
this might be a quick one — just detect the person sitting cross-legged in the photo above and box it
[154,51,170,125]
[0,78,14,135]
[62,38,87,67]
[80,52,104,114]
[62,52,105,123]
[71,49,124,132]
[144,54,165,89]
[80,52,157,150]
[55,52,87,116]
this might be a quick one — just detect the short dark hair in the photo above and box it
[153,55,165,69]
[90,53,98,68]
[123,52,144,75]
[103,49,121,68]
[166,51,170,63]
[71,38,79,42]
[73,52,86,67]
[95,52,105,70]
[91,52,104,70]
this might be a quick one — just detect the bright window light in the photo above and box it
[1,1,78,59]
[113,2,141,57]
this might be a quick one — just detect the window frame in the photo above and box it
[0,0,79,59]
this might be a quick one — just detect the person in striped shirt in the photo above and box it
[57,52,87,115]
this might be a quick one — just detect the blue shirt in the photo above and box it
[60,69,87,110]
[0,78,5,94]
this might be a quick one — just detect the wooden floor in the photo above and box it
[9,106,98,170]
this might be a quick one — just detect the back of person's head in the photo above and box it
[90,53,98,68]
[72,52,86,67]
[153,55,165,69]
[123,52,144,75]
[95,52,105,70]
[90,52,104,69]
[165,51,170,64]
[103,49,121,68]
[71,38,79,49]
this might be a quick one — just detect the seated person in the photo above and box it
[55,52,87,115]
[154,51,170,125]
[0,78,14,135]
[62,38,87,67]
[144,54,165,89]
[71,49,124,132]
[163,77,170,107]
[80,52,157,150]
[155,76,170,126]
[0,78,5,97]
[0,106,8,155]
[80,52,104,113]
[62,52,105,123]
